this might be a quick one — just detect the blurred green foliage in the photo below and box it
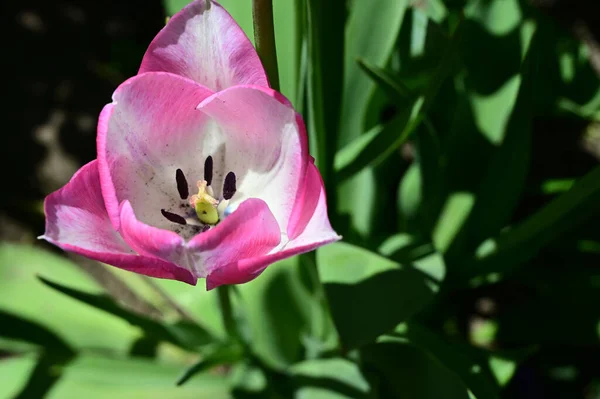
[3,0,600,398]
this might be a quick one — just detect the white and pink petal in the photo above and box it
[97,72,215,231]
[42,161,196,285]
[139,0,268,91]
[119,197,281,279]
[196,85,309,234]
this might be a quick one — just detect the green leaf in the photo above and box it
[466,164,600,280]
[317,242,436,348]
[306,0,345,207]
[361,340,471,398]
[339,0,409,146]
[177,343,243,386]
[420,17,534,258]
[39,277,214,351]
[0,355,38,399]
[0,243,138,352]
[273,0,299,103]
[0,310,73,355]
[291,358,370,399]
[465,0,522,36]
[469,75,522,146]
[49,354,230,398]
[393,323,501,399]
[335,98,424,183]
[0,312,76,399]
[496,268,600,345]
[432,192,476,254]
[356,60,413,107]
[457,25,538,258]
[237,257,329,369]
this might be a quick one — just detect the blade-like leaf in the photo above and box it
[0,243,138,351]
[339,0,409,146]
[356,59,413,107]
[38,277,214,351]
[237,257,334,369]
[335,98,424,183]
[0,312,76,399]
[177,343,243,386]
[50,354,230,398]
[291,358,370,398]
[306,0,345,211]
[465,164,600,280]
[0,310,73,355]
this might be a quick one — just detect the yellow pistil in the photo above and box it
[189,180,219,225]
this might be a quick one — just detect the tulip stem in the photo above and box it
[252,0,280,91]
[216,285,238,341]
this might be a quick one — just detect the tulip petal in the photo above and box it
[197,85,309,233]
[120,198,281,278]
[42,161,196,285]
[206,162,341,290]
[97,72,215,232]
[139,0,268,91]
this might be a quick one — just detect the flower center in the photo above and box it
[160,155,237,236]
[189,180,219,224]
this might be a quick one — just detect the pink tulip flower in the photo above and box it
[41,0,339,289]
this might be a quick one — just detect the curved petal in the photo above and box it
[188,198,282,275]
[97,72,215,231]
[139,0,268,91]
[206,162,340,290]
[120,198,281,278]
[42,161,196,285]
[197,85,309,233]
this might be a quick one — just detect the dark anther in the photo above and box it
[175,169,189,199]
[161,209,187,225]
[204,156,213,186]
[201,225,211,232]
[223,172,236,200]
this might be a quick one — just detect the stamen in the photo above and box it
[204,156,213,186]
[223,172,236,200]
[161,209,187,225]
[175,169,189,199]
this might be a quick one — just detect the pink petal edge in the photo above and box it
[206,162,341,290]
[120,197,281,279]
[139,0,268,91]
[97,72,214,231]
[42,160,196,285]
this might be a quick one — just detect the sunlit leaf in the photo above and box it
[334,101,423,182]
[317,243,436,348]
[236,257,331,369]
[0,355,38,399]
[291,358,370,398]
[339,0,408,146]
[0,312,75,399]
[39,277,214,351]
[50,354,230,398]
[0,244,137,352]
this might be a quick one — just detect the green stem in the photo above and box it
[252,0,280,91]
[216,285,237,341]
